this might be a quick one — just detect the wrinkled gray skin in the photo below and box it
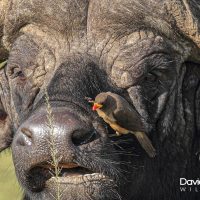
[1,0,200,200]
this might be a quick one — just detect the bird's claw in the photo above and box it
[108,132,122,138]
[115,131,122,136]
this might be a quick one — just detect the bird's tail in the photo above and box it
[133,131,156,158]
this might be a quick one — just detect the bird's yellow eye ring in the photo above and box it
[92,103,103,111]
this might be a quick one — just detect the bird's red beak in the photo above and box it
[92,103,103,111]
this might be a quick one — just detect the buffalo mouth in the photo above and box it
[27,162,109,192]
[46,163,108,185]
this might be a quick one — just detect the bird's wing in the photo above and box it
[110,94,145,132]
[113,108,142,131]
[106,111,117,122]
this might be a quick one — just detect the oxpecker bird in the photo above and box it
[90,92,156,158]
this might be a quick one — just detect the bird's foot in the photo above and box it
[115,131,122,136]
[108,132,122,138]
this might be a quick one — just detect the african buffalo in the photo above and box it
[1,0,200,199]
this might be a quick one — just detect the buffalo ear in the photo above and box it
[0,99,12,152]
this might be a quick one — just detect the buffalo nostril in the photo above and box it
[17,128,33,146]
[72,129,99,146]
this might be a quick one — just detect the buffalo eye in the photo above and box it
[9,66,26,81]
[144,72,158,82]
[0,110,7,121]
